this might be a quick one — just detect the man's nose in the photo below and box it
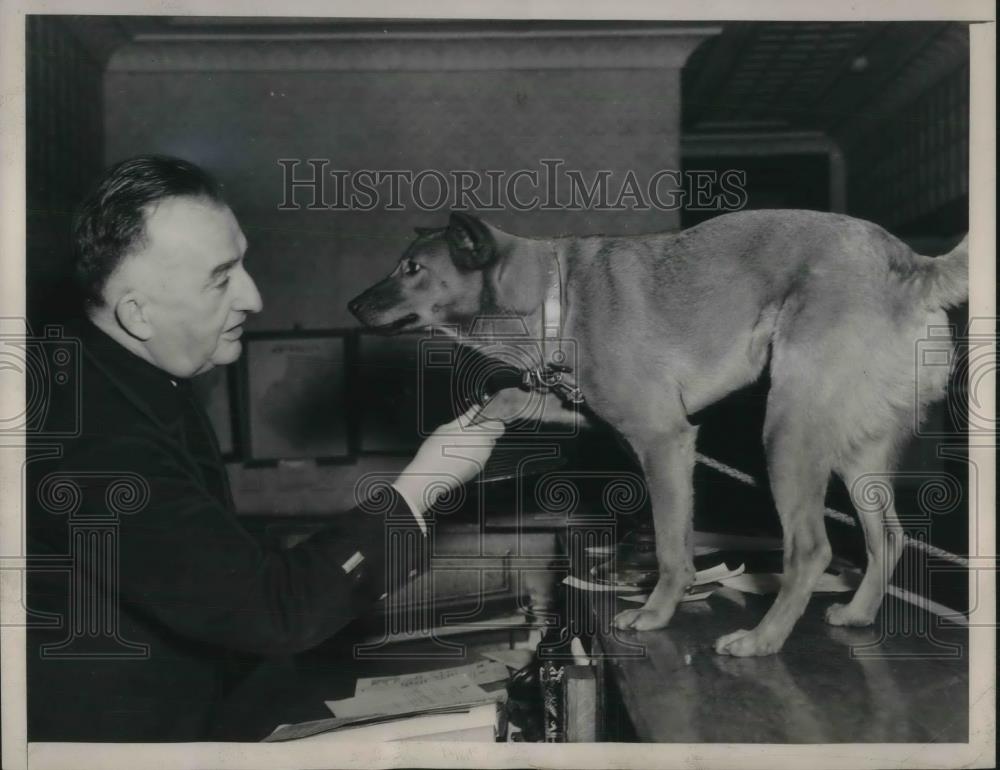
[236,268,264,314]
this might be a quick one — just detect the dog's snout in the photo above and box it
[347,295,363,317]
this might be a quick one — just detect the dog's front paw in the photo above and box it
[613,606,674,631]
[824,602,876,627]
[714,627,785,657]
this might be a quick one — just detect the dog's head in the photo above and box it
[348,212,503,334]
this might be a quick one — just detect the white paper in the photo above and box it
[618,588,716,604]
[564,562,745,592]
[327,673,501,719]
[265,703,497,743]
[354,659,508,694]
[693,561,746,585]
[714,586,749,609]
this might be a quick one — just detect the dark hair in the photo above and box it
[73,155,224,308]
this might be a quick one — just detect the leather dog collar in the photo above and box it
[521,247,585,406]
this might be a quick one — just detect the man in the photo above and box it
[27,155,504,742]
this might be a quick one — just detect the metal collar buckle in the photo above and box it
[521,364,586,406]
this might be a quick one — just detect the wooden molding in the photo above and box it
[107,27,720,73]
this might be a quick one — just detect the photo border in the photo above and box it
[0,2,994,770]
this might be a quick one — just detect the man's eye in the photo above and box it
[404,261,422,276]
[216,277,231,289]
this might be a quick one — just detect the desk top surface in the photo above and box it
[592,588,968,743]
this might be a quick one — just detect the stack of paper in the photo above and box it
[564,562,746,604]
[326,673,506,720]
[352,659,508,695]
[263,660,509,743]
[264,703,500,743]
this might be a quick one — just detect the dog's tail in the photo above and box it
[919,234,968,310]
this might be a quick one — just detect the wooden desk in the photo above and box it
[222,508,565,741]
[592,590,968,742]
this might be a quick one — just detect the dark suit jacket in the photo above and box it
[27,319,422,742]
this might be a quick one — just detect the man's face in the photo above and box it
[123,197,263,377]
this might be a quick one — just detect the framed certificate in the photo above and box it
[239,331,354,464]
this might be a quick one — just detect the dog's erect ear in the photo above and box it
[445,212,497,270]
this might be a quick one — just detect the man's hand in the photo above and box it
[392,402,506,518]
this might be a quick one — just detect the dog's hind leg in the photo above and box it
[613,416,699,632]
[824,312,950,626]
[715,389,833,656]
[826,435,906,626]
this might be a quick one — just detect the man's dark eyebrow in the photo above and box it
[209,257,240,281]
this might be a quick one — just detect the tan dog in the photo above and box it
[348,209,967,656]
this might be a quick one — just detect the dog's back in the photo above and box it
[563,209,965,320]
[559,208,966,444]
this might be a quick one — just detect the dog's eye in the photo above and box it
[403,260,423,276]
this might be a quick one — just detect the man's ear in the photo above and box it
[114,293,153,342]
[445,212,497,270]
